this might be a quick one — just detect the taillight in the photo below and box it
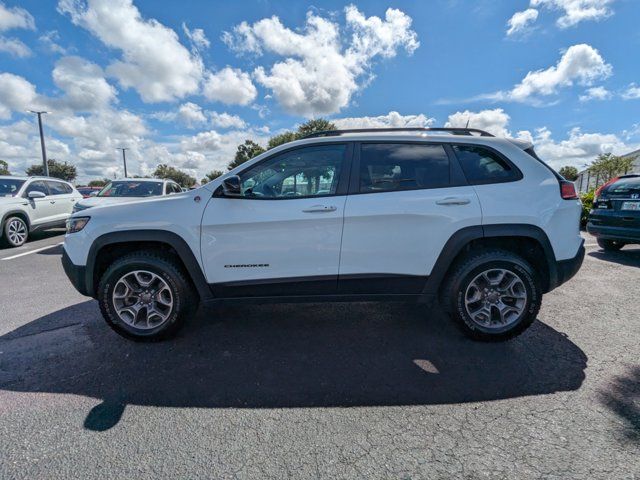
[560,181,578,200]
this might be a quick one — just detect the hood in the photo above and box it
[75,196,150,210]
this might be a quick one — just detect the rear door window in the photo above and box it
[452,145,520,184]
[359,143,450,193]
[46,181,71,195]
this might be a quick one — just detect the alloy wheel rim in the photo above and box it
[112,270,174,329]
[7,219,27,245]
[464,268,527,329]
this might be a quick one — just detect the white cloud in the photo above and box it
[488,44,611,103]
[0,3,35,31]
[0,36,31,57]
[0,72,38,119]
[508,1,615,34]
[579,86,611,102]
[182,23,210,51]
[621,83,640,100]
[333,111,434,129]
[446,109,513,137]
[52,56,117,111]
[209,111,246,129]
[531,0,615,28]
[177,102,206,125]
[506,8,539,36]
[202,67,257,105]
[532,126,634,169]
[39,30,68,54]
[224,5,419,116]
[58,0,203,103]
[180,130,223,153]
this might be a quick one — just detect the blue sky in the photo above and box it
[0,0,638,181]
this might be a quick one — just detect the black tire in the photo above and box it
[2,216,29,248]
[597,238,624,251]
[442,249,541,342]
[97,251,197,341]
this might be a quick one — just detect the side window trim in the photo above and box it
[218,142,354,200]
[348,141,462,196]
[449,143,523,186]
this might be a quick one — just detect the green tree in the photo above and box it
[153,164,196,187]
[588,153,635,184]
[201,169,224,184]
[267,131,298,149]
[228,140,266,170]
[25,159,77,182]
[558,166,579,181]
[0,160,10,175]
[297,118,336,137]
[88,179,108,187]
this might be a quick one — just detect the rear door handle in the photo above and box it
[50,200,56,204]
[436,197,470,206]
[302,205,337,213]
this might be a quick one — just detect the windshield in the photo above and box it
[0,179,26,197]
[98,181,163,197]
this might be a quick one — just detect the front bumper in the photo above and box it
[61,248,90,297]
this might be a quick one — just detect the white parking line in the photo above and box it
[1,242,64,261]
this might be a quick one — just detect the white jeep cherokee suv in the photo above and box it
[1,176,82,247]
[62,128,584,342]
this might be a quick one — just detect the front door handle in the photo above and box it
[302,205,337,213]
[50,200,56,204]
[436,197,470,206]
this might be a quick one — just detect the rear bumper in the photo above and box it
[61,248,90,297]
[587,222,640,243]
[549,241,585,291]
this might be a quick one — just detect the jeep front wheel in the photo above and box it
[444,249,541,341]
[97,252,197,341]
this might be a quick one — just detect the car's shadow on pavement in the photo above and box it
[588,247,640,267]
[0,300,587,431]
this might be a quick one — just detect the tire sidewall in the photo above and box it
[453,258,540,337]
[4,217,28,247]
[99,258,187,339]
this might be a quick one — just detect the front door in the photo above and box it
[23,181,56,226]
[200,143,351,297]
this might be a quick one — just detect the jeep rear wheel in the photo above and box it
[97,252,197,341]
[443,249,541,341]
[3,216,28,248]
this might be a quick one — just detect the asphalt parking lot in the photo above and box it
[0,231,638,479]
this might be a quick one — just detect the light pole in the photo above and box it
[29,110,50,177]
[117,148,128,178]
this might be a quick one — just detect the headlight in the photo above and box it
[66,216,90,234]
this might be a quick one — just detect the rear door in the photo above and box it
[338,142,482,293]
[45,180,77,223]
[200,143,352,297]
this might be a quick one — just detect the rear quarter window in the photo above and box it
[452,145,521,185]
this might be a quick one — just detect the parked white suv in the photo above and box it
[73,178,183,213]
[1,176,82,247]
[62,128,584,342]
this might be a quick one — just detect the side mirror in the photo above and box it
[28,191,46,199]
[89,191,99,197]
[222,175,242,197]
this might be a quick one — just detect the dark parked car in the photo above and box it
[588,174,640,251]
